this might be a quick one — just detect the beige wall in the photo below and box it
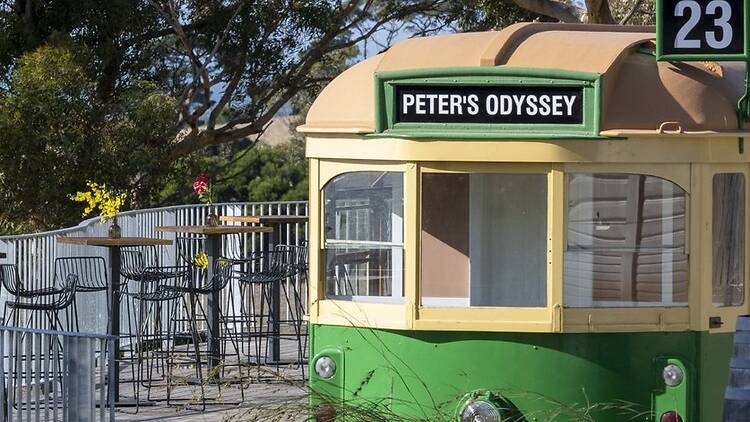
[421,174,470,298]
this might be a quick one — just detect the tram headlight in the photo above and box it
[460,400,501,422]
[314,355,337,379]
[662,364,683,387]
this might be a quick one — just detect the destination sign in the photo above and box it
[396,86,584,125]
[657,0,747,59]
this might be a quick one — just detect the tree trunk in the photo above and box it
[585,0,615,23]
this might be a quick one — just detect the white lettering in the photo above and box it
[538,95,551,116]
[526,95,538,116]
[563,95,576,116]
[450,95,462,114]
[415,94,426,114]
[552,96,563,116]
[439,95,449,114]
[499,95,513,115]
[426,94,437,114]
[402,94,415,113]
[467,95,479,115]
[486,95,499,115]
[512,95,526,116]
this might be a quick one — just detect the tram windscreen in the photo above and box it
[323,171,404,302]
[564,174,688,307]
[421,173,547,308]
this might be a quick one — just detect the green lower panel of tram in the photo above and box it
[309,324,733,422]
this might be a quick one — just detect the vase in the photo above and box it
[108,216,122,239]
[206,207,219,227]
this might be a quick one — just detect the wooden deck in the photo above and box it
[113,338,309,421]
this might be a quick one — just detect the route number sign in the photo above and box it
[657,0,749,60]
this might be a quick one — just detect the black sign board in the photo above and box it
[396,85,584,125]
[657,0,747,60]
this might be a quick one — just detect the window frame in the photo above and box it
[310,160,701,334]
[322,170,406,303]
[414,162,565,333]
[310,160,415,329]
[704,164,750,333]
[561,163,693,332]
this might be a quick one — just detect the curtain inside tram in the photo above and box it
[713,173,745,307]
[564,174,688,308]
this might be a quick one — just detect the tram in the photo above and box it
[298,23,749,421]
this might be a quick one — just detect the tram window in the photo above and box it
[713,173,745,307]
[564,174,688,307]
[421,173,547,308]
[323,171,404,302]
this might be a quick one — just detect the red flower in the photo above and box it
[193,174,210,194]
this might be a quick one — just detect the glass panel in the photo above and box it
[713,173,745,307]
[323,171,404,302]
[421,173,547,307]
[564,174,688,307]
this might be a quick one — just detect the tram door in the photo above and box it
[705,164,749,333]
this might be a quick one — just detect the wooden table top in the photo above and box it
[155,225,273,235]
[219,215,308,224]
[57,237,173,247]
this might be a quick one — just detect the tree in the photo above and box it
[159,137,308,206]
[0,1,450,231]
[0,0,655,233]
[0,44,176,230]
[149,0,461,160]
[451,0,654,25]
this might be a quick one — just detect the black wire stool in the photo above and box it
[53,256,109,333]
[122,264,190,408]
[166,257,242,408]
[0,264,76,331]
[233,245,307,377]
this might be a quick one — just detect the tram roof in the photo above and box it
[299,23,747,138]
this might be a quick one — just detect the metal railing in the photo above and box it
[0,325,115,422]
[0,201,308,333]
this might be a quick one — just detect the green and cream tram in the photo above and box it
[299,23,750,421]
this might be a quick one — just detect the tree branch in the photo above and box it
[510,0,582,22]
[619,0,644,24]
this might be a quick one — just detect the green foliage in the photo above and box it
[0,0,651,235]
[611,0,655,25]
[159,137,308,206]
[449,0,552,30]
[0,44,177,232]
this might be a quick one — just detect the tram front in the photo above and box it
[299,23,749,422]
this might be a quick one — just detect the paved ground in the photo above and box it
[112,338,309,421]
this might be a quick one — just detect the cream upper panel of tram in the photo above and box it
[306,135,749,165]
[300,24,746,139]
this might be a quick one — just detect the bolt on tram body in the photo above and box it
[298,23,750,422]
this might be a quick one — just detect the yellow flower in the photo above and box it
[193,252,208,269]
[69,181,128,223]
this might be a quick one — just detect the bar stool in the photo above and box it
[233,246,297,374]
[0,264,76,330]
[285,244,309,374]
[175,235,244,367]
[53,256,108,333]
[122,264,189,407]
[118,246,184,391]
[166,257,241,408]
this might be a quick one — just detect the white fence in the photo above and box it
[0,201,308,334]
[0,325,115,422]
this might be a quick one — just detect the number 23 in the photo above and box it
[675,0,733,49]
